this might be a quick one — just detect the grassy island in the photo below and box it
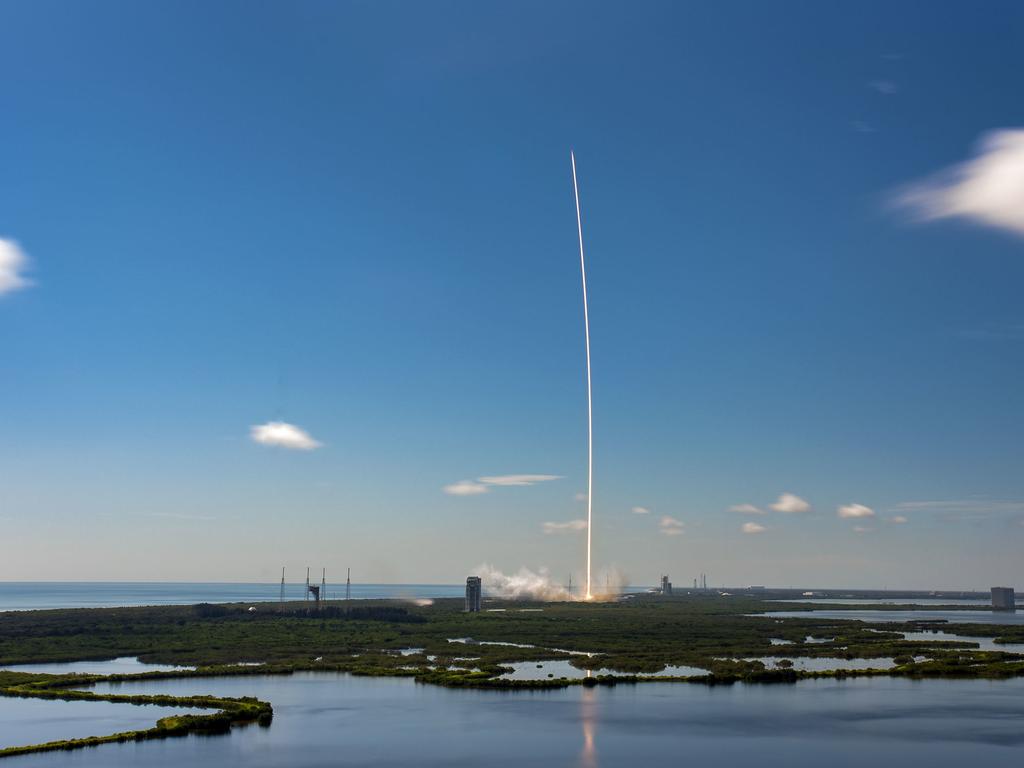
[2,592,1023,757]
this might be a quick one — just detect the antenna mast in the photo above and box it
[346,567,351,602]
[280,567,285,603]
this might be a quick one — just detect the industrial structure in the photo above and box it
[660,575,673,596]
[465,576,482,612]
[992,586,1016,611]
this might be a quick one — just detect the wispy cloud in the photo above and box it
[770,493,811,514]
[443,480,489,496]
[868,80,898,95]
[631,506,650,515]
[0,238,32,296]
[890,498,1024,522]
[659,515,685,536]
[852,120,877,134]
[741,522,766,534]
[542,519,587,534]
[444,474,561,496]
[853,526,872,534]
[888,515,908,524]
[477,474,561,487]
[250,421,322,450]
[893,129,1024,238]
[729,504,764,515]
[575,492,588,502]
[837,503,875,519]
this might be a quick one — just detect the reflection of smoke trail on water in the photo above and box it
[579,685,597,768]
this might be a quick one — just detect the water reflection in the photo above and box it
[580,679,596,768]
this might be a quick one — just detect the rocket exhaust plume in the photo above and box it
[571,150,594,601]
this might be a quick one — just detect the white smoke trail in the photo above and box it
[475,564,571,601]
[571,150,594,600]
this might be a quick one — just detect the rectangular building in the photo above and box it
[991,586,1016,611]
[660,575,672,596]
[465,576,482,612]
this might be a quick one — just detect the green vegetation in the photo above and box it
[0,669,272,758]
[2,594,1023,757]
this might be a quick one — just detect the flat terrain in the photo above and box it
[2,593,1024,757]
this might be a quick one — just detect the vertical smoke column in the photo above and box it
[571,150,594,601]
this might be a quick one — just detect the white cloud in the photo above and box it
[631,506,650,515]
[889,515,908,524]
[770,493,811,514]
[250,421,322,450]
[542,519,588,534]
[659,515,685,536]
[444,473,560,496]
[0,238,32,296]
[444,480,489,496]
[838,503,875,519]
[894,129,1024,238]
[869,80,898,95]
[477,474,561,487]
[853,526,871,534]
[741,522,766,534]
[729,504,764,515]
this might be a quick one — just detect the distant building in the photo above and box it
[660,575,672,596]
[465,576,482,612]
[991,587,1016,611]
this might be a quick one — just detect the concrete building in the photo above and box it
[991,586,1016,611]
[660,575,672,596]
[465,576,482,612]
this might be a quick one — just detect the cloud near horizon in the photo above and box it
[894,129,1024,238]
[741,522,766,534]
[890,499,1024,523]
[250,421,323,450]
[838,503,875,519]
[770,493,811,514]
[444,473,561,496]
[659,515,684,536]
[631,506,650,515]
[542,519,587,534]
[0,238,32,296]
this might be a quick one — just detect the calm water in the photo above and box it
[771,598,995,606]
[761,609,1024,625]
[0,657,192,675]
[0,673,1018,766]
[0,698,210,750]
[0,583,467,612]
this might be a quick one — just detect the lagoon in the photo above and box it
[1,672,1018,767]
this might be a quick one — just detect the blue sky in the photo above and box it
[2,1,1024,588]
